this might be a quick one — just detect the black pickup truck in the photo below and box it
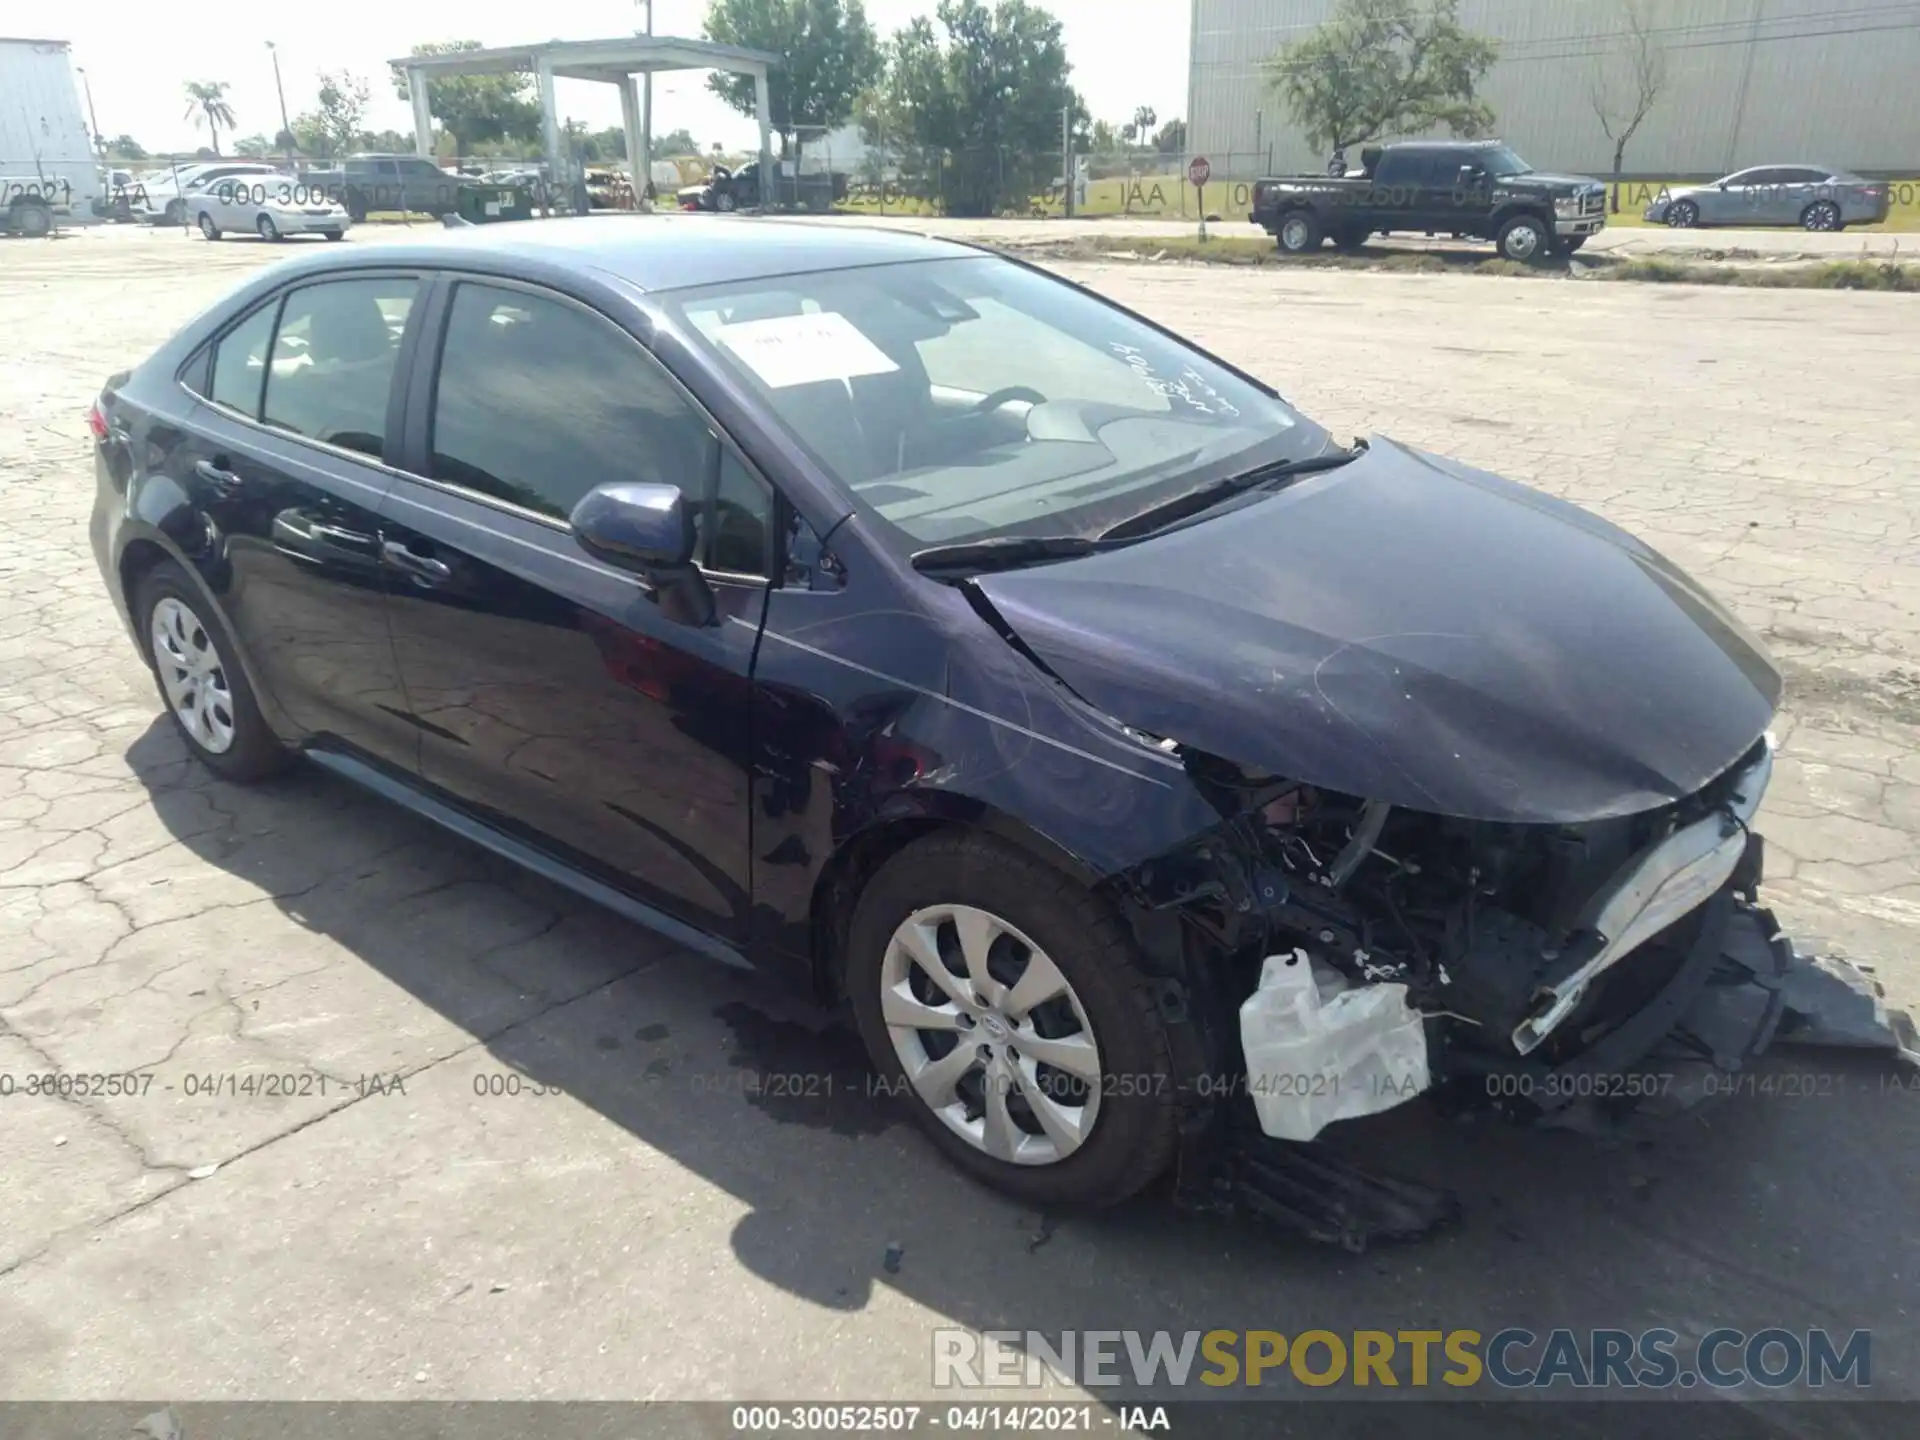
[1251,140,1608,262]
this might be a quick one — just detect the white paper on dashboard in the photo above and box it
[716,312,901,389]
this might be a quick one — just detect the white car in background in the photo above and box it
[190,173,351,242]
[132,162,279,226]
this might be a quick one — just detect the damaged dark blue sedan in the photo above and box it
[90,217,1801,1225]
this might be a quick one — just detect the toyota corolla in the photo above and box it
[89,217,1807,1223]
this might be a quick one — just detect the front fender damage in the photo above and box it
[1093,740,1920,1251]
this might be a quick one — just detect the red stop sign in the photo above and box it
[1188,156,1211,187]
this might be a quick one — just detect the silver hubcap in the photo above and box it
[150,597,236,754]
[1505,224,1539,259]
[880,905,1102,1166]
[1669,205,1695,227]
[1806,205,1835,230]
[1281,217,1309,249]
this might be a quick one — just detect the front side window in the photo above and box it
[262,277,417,457]
[1479,147,1533,178]
[666,256,1324,552]
[427,282,721,527]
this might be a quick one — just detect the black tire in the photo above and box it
[257,213,281,242]
[1667,200,1699,228]
[716,191,737,213]
[1274,208,1322,254]
[345,191,368,224]
[133,561,289,784]
[1495,213,1551,263]
[163,198,185,226]
[1561,236,1587,253]
[846,832,1179,1208]
[1332,223,1369,251]
[197,211,221,241]
[1801,200,1842,232]
[9,199,53,237]
[322,229,345,241]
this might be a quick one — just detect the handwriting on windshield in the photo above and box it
[1108,344,1242,418]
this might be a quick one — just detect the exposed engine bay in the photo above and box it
[1130,732,1772,1086]
[1105,731,1915,1248]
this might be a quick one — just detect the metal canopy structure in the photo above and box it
[391,36,780,203]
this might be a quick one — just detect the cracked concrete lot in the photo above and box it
[2,225,1917,1403]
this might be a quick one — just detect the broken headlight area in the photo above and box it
[1121,734,1785,1132]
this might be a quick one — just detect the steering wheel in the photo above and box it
[971,385,1049,415]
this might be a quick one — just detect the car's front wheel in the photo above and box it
[134,562,288,783]
[257,213,281,242]
[197,212,221,240]
[1667,200,1700,228]
[1496,213,1550,263]
[846,833,1179,1208]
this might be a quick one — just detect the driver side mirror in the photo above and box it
[1717,182,1729,191]
[1458,164,1486,184]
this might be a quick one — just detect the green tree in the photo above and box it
[233,133,274,157]
[704,0,881,159]
[317,70,373,157]
[106,133,148,160]
[1122,104,1156,149]
[655,126,700,156]
[860,0,1075,217]
[290,112,335,160]
[1266,0,1498,154]
[392,41,542,157]
[183,81,237,156]
[1589,0,1666,211]
[1151,117,1185,154]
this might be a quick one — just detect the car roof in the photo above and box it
[338,216,978,293]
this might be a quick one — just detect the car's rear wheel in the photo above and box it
[134,562,288,783]
[846,833,1178,1208]
[197,212,221,240]
[1561,235,1588,253]
[8,198,53,237]
[257,213,281,242]
[1801,200,1842,231]
[1667,200,1699,228]
[1496,213,1550,263]
[1276,210,1322,253]
[162,198,184,226]
[322,230,345,241]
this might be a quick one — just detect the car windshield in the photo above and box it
[1481,146,1533,177]
[664,256,1324,550]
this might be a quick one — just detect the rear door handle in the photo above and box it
[381,540,452,584]
[194,458,243,495]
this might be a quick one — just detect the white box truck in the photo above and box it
[2,35,100,236]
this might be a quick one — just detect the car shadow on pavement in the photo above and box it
[122,720,1920,1404]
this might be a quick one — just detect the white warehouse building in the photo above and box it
[1188,0,1920,179]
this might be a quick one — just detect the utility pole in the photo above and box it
[75,66,103,161]
[1060,105,1072,218]
[266,42,293,170]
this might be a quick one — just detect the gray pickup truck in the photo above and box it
[1251,140,1608,263]
[297,154,463,223]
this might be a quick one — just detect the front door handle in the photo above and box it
[194,458,243,495]
[381,539,452,584]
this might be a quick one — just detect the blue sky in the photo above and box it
[56,0,1193,154]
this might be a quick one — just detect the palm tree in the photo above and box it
[1126,105,1157,151]
[184,81,237,156]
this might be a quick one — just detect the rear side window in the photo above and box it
[262,277,417,458]
[427,283,718,523]
[205,301,278,416]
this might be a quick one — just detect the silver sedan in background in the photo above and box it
[189,175,351,242]
[1646,165,1891,230]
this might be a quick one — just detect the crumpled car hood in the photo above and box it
[973,437,1780,824]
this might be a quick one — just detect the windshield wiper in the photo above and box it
[909,533,1128,580]
[1096,445,1364,543]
